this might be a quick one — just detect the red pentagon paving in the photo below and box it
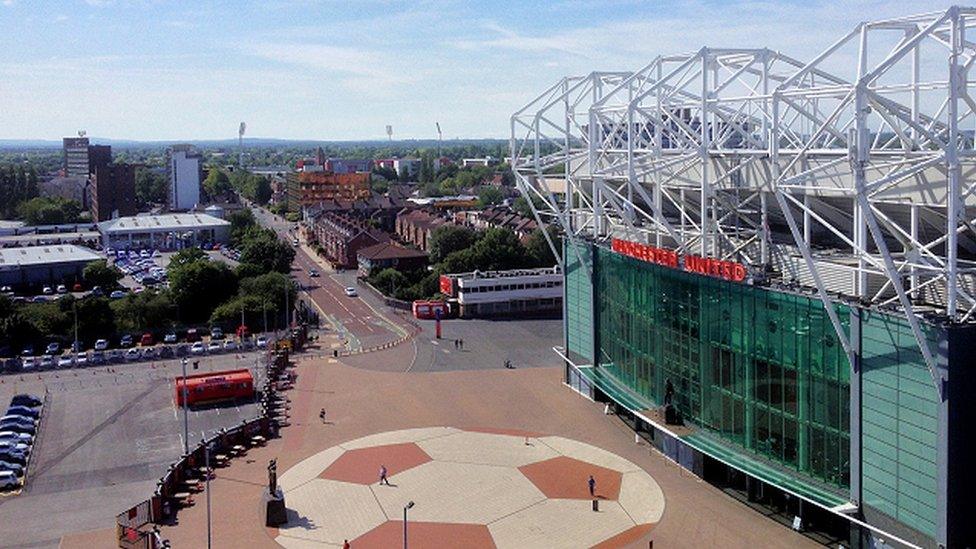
[351,521,495,548]
[319,442,432,484]
[518,456,623,500]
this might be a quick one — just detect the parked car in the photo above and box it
[163,332,177,344]
[223,340,237,351]
[57,355,73,368]
[42,286,53,295]
[0,441,30,455]
[207,341,222,353]
[90,351,105,365]
[0,421,34,436]
[45,342,60,355]
[20,345,34,357]
[91,286,105,297]
[56,284,67,294]
[94,339,109,351]
[110,290,126,299]
[256,336,268,349]
[39,355,54,369]
[344,287,358,297]
[20,357,37,371]
[0,451,27,466]
[308,269,319,278]
[120,334,134,348]
[0,286,12,295]
[75,353,88,366]
[139,333,154,346]
[159,346,174,358]
[72,283,83,292]
[210,327,224,340]
[185,329,201,343]
[0,470,20,490]
[141,346,157,359]
[0,432,32,445]
[105,349,121,362]
[0,461,24,477]
[6,406,38,420]
[125,348,140,361]
[190,342,206,355]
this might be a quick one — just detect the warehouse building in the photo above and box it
[0,244,101,288]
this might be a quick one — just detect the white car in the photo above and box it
[125,348,141,361]
[75,353,88,366]
[56,284,67,294]
[0,471,20,490]
[57,355,73,368]
[256,336,268,349]
[94,339,109,351]
[42,286,53,295]
[344,287,358,297]
[0,432,32,445]
[207,341,222,353]
[223,340,237,351]
[20,357,37,370]
[190,342,206,355]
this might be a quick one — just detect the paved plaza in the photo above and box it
[273,427,664,548]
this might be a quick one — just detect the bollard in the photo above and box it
[592,499,599,512]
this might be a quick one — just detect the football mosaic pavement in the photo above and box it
[273,428,665,549]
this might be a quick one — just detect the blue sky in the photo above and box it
[0,0,957,141]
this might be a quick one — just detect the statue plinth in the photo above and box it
[264,488,287,526]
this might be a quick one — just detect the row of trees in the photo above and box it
[17,196,86,225]
[0,163,41,220]
[366,225,557,303]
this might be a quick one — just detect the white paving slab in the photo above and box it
[279,446,346,493]
[339,426,460,450]
[416,431,559,467]
[278,479,387,545]
[488,498,636,549]
[275,534,342,548]
[538,436,643,473]
[618,470,666,524]
[372,460,546,524]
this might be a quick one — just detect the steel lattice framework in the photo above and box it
[511,6,976,392]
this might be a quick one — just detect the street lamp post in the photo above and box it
[203,438,213,549]
[403,501,414,549]
[181,358,189,454]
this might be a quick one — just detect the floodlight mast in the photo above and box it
[238,122,246,168]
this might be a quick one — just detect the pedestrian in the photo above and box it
[319,408,326,423]
[453,339,459,350]
[343,540,350,549]
[588,475,596,497]
[379,464,390,486]
[459,338,464,351]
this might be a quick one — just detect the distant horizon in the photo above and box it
[0,136,510,149]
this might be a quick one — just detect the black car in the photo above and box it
[0,422,35,436]
[0,460,23,476]
[6,406,39,419]
[10,394,41,409]
[0,451,26,466]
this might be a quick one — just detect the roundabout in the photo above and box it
[273,427,666,548]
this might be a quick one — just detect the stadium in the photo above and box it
[512,7,976,548]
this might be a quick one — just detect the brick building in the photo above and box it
[309,211,389,269]
[356,241,428,278]
[395,208,457,252]
[286,171,371,212]
[90,163,137,222]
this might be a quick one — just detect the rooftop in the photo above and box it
[357,241,428,261]
[0,244,100,268]
[98,213,230,233]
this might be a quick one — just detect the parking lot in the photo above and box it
[0,351,267,548]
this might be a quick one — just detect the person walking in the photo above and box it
[588,475,596,497]
[342,540,350,549]
[319,408,326,423]
[379,464,390,486]
[459,338,464,351]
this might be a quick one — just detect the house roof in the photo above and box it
[357,241,428,261]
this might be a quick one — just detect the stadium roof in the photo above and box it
[0,244,100,269]
[98,213,229,234]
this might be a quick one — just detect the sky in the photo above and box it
[0,0,960,141]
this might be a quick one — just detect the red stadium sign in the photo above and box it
[611,238,746,282]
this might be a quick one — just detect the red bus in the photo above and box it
[175,369,255,407]
[412,300,448,320]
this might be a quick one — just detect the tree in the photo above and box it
[168,254,238,323]
[468,228,529,271]
[228,209,257,247]
[82,260,123,290]
[252,176,272,204]
[525,227,559,267]
[429,225,478,264]
[111,291,177,334]
[17,196,82,225]
[368,268,409,297]
[477,186,504,207]
[238,228,295,274]
[239,271,296,308]
[135,168,169,208]
[202,168,232,200]
[398,165,410,182]
[513,195,545,218]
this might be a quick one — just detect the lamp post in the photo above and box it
[180,358,189,454]
[202,438,213,549]
[403,501,414,549]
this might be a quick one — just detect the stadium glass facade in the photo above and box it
[563,238,953,545]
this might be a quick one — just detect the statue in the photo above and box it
[268,459,278,496]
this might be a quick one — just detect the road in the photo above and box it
[249,205,409,352]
